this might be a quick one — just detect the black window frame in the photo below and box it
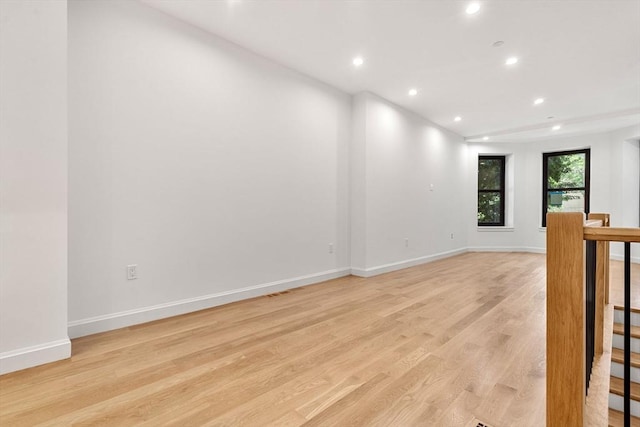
[477,155,506,227]
[542,148,591,227]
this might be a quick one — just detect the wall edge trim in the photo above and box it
[610,253,640,264]
[0,338,71,375]
[350,248,468,278]
[68,267,351,338]
[467,246,546,254]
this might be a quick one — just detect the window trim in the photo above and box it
[477,155,506,227]
[541,148,591,227]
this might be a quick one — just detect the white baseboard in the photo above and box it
[467,246,546,254]
[350,248,467,278]
[610,253,640,264]
[67,247,639,339]
[470,246,640,264]
[0,338,71,375]
[68,268,351,338]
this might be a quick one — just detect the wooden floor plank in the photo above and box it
[0,252,633,426]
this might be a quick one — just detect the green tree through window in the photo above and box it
[542,149,590,226]
[478,156,505,226]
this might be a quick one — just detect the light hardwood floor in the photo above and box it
[0,252,636,426]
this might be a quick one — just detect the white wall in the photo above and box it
[0,0,70,374]
[609,125,640,260]
[609,125,640,228]
[468,124,640,260]
[351,93,469,276]
[68,0,351,337]
[350,94,368,270]
[2,0,636,374]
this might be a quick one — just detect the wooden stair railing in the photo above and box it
[547,212,640,426]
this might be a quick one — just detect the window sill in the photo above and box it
[477,226,515,232]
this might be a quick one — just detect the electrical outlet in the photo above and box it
[329,243,334,254]
[127,264,138,280]
[405,238,409,247]
[450,233,454,240]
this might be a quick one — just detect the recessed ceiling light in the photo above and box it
[534,98,545,105]
[408,88,418,96]
[505,56,519,66]
[454,116,462,122]
[483,136,489,141]
[352,57,364,67]
[552,125,562,131]
[466,2,481,14]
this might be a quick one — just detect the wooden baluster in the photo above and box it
[588,213,610,355]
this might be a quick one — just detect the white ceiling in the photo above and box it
[142,0,640,142]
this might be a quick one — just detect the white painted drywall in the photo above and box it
[350,93,469,275]
[350,93,368,271]
[1,0,633,374]
[468,124,640,260]
[67,0,351,335]
[610,125,640,228]
[0,0,70,374]
[609,125,640,260]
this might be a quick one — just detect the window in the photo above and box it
[478,156,505,226]
[542,148,590,227]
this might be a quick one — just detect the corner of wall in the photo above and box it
[0,0,70,375]
[350,92,368,270]
[0,339,71,375]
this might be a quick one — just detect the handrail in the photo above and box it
[585,219,603,227]
[584,227,640,242]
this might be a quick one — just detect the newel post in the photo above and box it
[546,212,585,426]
